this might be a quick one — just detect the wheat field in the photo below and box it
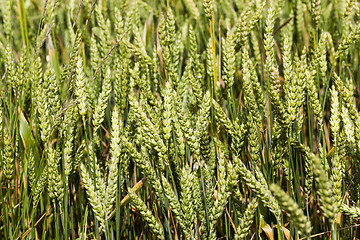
[1,0,360,239]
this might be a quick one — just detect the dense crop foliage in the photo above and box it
[1,0,360,239]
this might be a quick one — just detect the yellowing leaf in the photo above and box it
[282,227,290,240]
[262,224,273,240]
[261,224,290,240]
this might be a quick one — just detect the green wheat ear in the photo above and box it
[104,106,121,215]
[311,153,338,220]
[128,187,165,240]
[203,0,214,20]
[3,127,14,182]
[80,162,106,228]
[234,198,258,240]
[235,156,281,220]
[270,184,311,236]
[92,66,112,133]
